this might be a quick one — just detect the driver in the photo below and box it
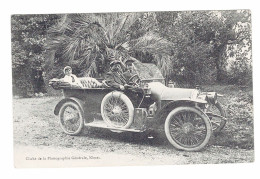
[123,58,140,85]
[105,60,127,90]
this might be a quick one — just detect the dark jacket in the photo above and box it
[123,70,138,84]
[105,71,127,89]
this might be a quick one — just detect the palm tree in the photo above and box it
[46,12,173,78]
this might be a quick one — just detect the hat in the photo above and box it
[125,58,135,65]
[63,66,72,73]
[109,60,122,67]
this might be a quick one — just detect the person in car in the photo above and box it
[123,58,140,84]
[62,66,82,87]
[105,60,127,90]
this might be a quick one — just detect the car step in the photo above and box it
[84,119,144,133]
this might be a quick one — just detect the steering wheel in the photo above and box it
[128,74,141,86]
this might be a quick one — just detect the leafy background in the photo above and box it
[11,10,252,97]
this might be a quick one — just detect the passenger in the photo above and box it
[105,60,127,90]
[62,66,82,87]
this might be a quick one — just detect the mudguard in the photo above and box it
[54,97,85,118]
[148,100,206,127]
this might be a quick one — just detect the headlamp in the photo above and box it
[206,92,218,104]
[191,89,200,100]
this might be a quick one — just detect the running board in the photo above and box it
[84,119,144,133]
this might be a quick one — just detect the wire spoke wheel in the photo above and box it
[101,91,134,129]
[59,102,84,135]
[104,96,129,126]
[205,101,227,133]
[165,106,212,151]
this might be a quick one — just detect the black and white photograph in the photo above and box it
[11,10,253,168]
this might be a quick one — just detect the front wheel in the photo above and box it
[59,101,84,135]
[206,101,227,133]
[165,106,212,151]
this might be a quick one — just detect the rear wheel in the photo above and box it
[165,106,212,151]
[59,101,84,135]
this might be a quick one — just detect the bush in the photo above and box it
[11,14,59,97]
[227,57,252,86]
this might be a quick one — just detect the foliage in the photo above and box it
[156,10,251,85]
[45,13,173,80]
[11,14,59,96]
[201,85,253,149]
[210,10,251,83]
[12,11,252,96]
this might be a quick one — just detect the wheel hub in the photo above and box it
[182,122,194,134]
[64,111,77,122]
[112,106,122,115]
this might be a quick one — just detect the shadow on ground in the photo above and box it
[81,127,171,148]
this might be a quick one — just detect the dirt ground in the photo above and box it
[12,93,254,167]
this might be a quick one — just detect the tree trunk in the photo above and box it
[214,45,227,82]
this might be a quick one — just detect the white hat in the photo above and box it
[63,66,72,73]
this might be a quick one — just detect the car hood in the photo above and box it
[148,82,197,101]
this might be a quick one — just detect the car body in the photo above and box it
[50,70,227,152]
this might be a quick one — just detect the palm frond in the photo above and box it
[128,31,173,55]
[110,13,142,47]
[154,54,173,77]
[47,14,68,35]
[82,59,98,77]
[46,12,174,78]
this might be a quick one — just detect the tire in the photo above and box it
[59,101,84,135]
[101,91,134,128]
[165,106,212,151]
[206,101,227,133]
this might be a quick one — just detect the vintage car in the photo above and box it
[49,65,227,152]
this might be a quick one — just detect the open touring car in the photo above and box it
[49,64,227,152]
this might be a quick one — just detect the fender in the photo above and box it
[54,97,85,117]
[148,100,206,127]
